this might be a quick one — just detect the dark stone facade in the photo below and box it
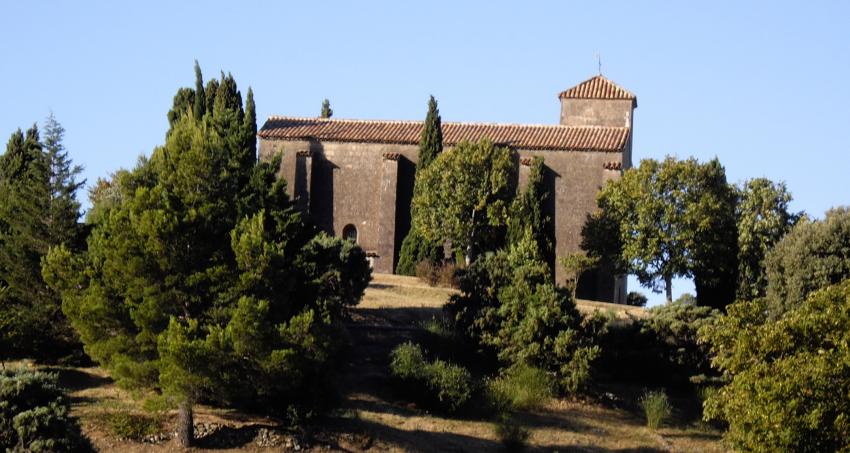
[258,76,636,303]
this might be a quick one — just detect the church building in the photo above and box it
[257,75,636,303]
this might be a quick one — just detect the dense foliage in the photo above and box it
[396,96,444,275]
[0,115,85,363]
[389,342,473,413]
[0,369,90,452]
[594,300,718,388]
[589,157,738,308]
[701,280,850,452]
[507,157,553,267]
[43,67,370,445]
[735,178,800,300]
[447,231,599,392]
[764,206,850,315]
[413,139,516,262]
[320,99,333,118]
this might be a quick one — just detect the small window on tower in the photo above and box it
[342,224,357,243]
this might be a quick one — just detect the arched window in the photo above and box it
[342,224,357,243]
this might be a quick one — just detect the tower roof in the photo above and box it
[558,75,637,107]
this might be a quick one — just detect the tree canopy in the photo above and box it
[43,67,370,447]
[412,139,515,262]
[701,280,850,452]
[320,98,333,118]
[764,206,850,315]
[0,117,84,362]
[588,157,737,307]
[735,178,800,300]
[396,96,444,275]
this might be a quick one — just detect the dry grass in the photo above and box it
[3,274,724,452]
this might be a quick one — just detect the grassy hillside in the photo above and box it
[3,273,726,452]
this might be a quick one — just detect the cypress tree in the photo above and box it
[417,95,442,170]
[193,60,205,119]
[507,157,554,266]
[396,96,445,275]
[320,99,333,118]
[244,87,257,157]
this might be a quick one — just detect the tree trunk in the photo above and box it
[177,400,194,448]
[665,274,673,303]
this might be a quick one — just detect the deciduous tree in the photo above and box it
[590,157,737,307]
[764,206,850,315]
[735,178,801,300]
[412,139,515,263]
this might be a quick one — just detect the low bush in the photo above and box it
[389,341,426,381]
[640,389,672,430]
[494,413,530,452]
[595,301,719,389]
[488,364,552,412]
[416,260,440,286]
[100,411,163,441]
[447,235,602,394]
[0,368,90,452]
[425,360,473,412]
[416,261,460,288]
[389,342,472,413]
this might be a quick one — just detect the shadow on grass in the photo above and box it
[41,366,113,391]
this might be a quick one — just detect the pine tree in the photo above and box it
[193,60,205,119]
[43,113,85,247]
[45,73,370,447]
[0,122,82,362]
[204,78,219,115]
[320,98,333,118]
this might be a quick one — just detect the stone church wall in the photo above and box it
[260,137,627,303]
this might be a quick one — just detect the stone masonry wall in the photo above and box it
[259,136,626,302]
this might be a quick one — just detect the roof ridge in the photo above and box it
[558,75,637,103]
[264,115,629,131]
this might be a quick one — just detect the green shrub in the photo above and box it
[424,360,473,412]
[640,389,672,430]
[0,369,90,452]
[396,228,442,276]
[488,364,553,412]
[101,411,163,441]
[448,233,601,394]
[701,280,850,452]
[389,341,427,381]
[764,207,850,316]
[388,342,472,413]
[595,300,719,389]
[494,413,530,452]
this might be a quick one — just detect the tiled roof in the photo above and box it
[259,117,630,152]
[558,75,636,106]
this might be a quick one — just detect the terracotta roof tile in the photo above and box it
[558,75,636,106]
[259,117,629,153]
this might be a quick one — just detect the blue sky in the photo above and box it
[2,1,848,305]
